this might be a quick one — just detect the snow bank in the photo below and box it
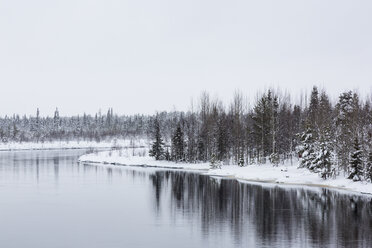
[78,150,372,196]
[78,149,210,170]
[0,139,149,151]
[207,164,372,195]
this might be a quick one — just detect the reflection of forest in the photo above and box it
[5,150,372,247]
[3,150,372,247]
[150,171,372,247]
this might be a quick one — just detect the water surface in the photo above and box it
[0,150,371,248]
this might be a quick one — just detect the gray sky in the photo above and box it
[1,0,371,116]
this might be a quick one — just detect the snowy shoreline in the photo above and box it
[78,150,372,197]
[0,139,149,152]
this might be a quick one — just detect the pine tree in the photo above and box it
[165,147,171,161]
[314,129,334,179]
[298,127,315,169]
[171,124,185,161]
[149,117,165,160]
[318,91,332,130]
[238,152,244,167]
[308,86,319,130]
[336,91,355,171]
[366,151,372,182]
[348,137,363,181]
[53,108,60,139]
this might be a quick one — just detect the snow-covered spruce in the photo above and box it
[366,151,372,182]
[298,127,316,170]
[348,137,364,182]
[148,116,165,160]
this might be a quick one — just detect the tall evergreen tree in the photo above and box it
[298,127,315,169]
[318,90,332,130]
[171,123,185,161]
[314,129,334,179]
[308,86,319,130]
[366,150,372,182]
[149,117,165,160]
[238,150,244,167]
[53,108,60,139]
[336,91,355,171]
[348,137,363,181]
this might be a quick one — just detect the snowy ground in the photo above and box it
[0,139,149,151]
[78,149,210,170]
[79,149,372,196]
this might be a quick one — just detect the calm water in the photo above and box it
[0,150,372,248]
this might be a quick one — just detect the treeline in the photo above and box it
[149,87,372,182]
[0,108,151,142]
[1,87,372,181]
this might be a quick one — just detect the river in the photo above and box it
[0,149,371,248]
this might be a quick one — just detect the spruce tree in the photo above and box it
[336,91,355,171]
[314,129,334,179]
[308,86,319,130]
[348,137,363,181]
[365,151,372,182]
[165,147,171,161]
[298,127,315,169]
[53,108,60,139]
[149,117,165,160]
[238,152,244,167]
[171,124,185,161]
[318,91,332,130]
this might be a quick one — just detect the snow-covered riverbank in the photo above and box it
[78,150,372,196]
[78,150,210,170]
[0,139,149,151]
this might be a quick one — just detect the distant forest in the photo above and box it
[1,87,372,181]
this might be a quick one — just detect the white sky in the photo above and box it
[0,0,371,116]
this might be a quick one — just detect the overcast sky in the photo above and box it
[0,0,371,116]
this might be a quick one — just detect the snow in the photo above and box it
[207,164,372,196]
[0,139,149,151]
[79,149,372,196]
[79,149,210,170]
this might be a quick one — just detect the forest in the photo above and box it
[1,86,372,182]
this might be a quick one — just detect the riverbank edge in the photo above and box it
[0,146,110,152]
[0,139,149,152]
[78,158,372,197]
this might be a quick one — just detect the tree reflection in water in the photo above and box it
[2,150,372,247]
[150,171,372,247]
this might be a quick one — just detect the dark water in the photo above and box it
[0,150,372,248]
